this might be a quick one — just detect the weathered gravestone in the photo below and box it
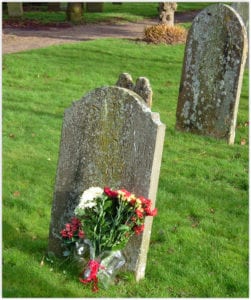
[48,74,166,281]
[176,4,248,144]
[232,2,249,69]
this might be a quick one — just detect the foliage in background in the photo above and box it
[144,24,187,44]
[2,38,248,298]
[3,2,211,24]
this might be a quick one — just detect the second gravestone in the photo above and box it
[176,4,248,144]
[48,74,166,281]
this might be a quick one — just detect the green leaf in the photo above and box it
[118,225,130,232]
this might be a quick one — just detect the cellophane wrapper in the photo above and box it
[75,239,126,289]
[97,250,126,289]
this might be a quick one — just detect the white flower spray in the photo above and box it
[75,187,103,213]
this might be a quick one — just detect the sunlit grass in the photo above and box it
[2,38,248,297]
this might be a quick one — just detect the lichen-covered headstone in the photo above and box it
[176,4,248,144]
[48,75,165,281]
[232,2,249,68]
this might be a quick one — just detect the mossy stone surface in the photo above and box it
[176,4,248,144]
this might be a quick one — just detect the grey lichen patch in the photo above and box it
[176,3,248,144]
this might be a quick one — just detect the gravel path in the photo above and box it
[3,19,157,54]
[2,11,198,54]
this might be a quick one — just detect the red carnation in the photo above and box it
[71,217,81,226]
[67,231,73,238]
[104,187,119,198]
[120,189,131,198]
[78,230,85,239]
[149,208,158,216]
[133,224,144,235]
[143,199,152,208]
[72,225,78,232]
[130,198,136,206]
[65,223,71,232]
[145,207,158,217]
[60,229,68,238]
[135,209,144,219]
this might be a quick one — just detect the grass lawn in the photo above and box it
[2,37,248,297]
[3,2,211,24]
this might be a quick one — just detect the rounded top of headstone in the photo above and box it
[67,85,163,127]
[85,85,150,108]
[193,3,248,35]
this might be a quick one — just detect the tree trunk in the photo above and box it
[66,3,83,23]
[7,2,23,17]
[158,2,177,26]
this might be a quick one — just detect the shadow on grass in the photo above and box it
[3,220,49,257]
[3,262,79,297]
[3,220,83,297]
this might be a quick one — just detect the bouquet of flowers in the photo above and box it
[60,186,157,292]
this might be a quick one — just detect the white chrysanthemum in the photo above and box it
[76,186,103,211]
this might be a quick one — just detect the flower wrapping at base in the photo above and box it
[79,259,105,292]
[79,250,126,292]
[60,186,158,292]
